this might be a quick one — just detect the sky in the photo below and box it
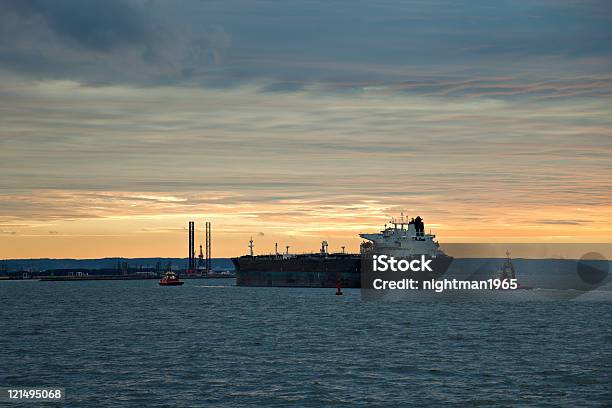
[1,0,611,258]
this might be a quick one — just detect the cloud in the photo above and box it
[0,1,611,257]
[0,0,232,84]
[536,220,591,225]
[0,0,610,91]
[6,0,150,51]
[0,81,610,210]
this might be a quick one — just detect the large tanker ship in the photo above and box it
[233,215,451,287]
[233,215,611,293]
[233,240,361,287]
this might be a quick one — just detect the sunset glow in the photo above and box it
[1,1,611,259]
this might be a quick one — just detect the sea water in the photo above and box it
[1,279,611,407]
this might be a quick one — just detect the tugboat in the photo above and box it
[159,270,184,286]
[498,251,532,290]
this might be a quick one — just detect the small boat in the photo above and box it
[159,271,184,286]
[498,251,532,290]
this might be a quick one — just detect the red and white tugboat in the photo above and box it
[159,270,184,286]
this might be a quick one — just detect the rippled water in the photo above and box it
[1,279,611,407]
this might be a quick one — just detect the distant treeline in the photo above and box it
[0,257,234,273]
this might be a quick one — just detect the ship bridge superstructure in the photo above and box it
[360,215,445,257]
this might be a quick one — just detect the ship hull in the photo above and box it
[233,255,361,287]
